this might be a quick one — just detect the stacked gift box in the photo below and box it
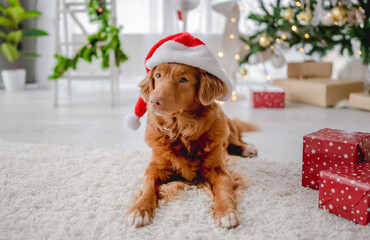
[273,61,366,108]
[251,86,285,108]
[318,163,370,226]
[349,90,370,111]
[302,128,370,225]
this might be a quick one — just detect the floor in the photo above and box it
[0,80,369,162]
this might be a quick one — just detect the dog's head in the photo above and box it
[139,63,228,117]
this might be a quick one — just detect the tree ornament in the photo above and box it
[332,6,347,22]
[240,68,247,76]
[321,11,334,25]
[249,49,273,64]
[347,8,365,26]
[300,10,312,22]
[259,33,271,47]
[283,8,294,20]
[270,53,286,68]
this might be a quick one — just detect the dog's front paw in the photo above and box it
[242,144,258,158]
[214,210,239,228]
[126,208,152,228]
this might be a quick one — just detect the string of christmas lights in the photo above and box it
[240,0,369,65]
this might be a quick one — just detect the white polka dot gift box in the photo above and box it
[318,162,370,225]
[302,128,370,190]
[251,86,285,108]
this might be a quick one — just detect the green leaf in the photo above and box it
[0,29,6,39]
[24,10,41,19]
[5,7,25,26]
[6,30,22,44]
[23,28,48,38]
[21,53,40,58]
[0,3,6,13]
[7,0,21,7]
[1,42,19,62]
[0,17,15,29]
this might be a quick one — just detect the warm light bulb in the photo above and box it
[299,47,304,52]
[326,13,331,17]
[265,75,271,81]
[296,2,301,7]
[98,7,103,13]
[359,50,362,56]
[234,54,240,60]
[218,51,224,58]
[321,39,326,43]
[231,18,236,23]
[229,34,235,39]
[276,38,280,43]
[245,45,250,50]
[270,46,274,50]
[232,91,237,101]
[304,33,309,39]
[292,25,297,31]
[281,34,287,40]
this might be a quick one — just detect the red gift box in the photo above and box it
[302,128,370,189]
[252,86,285,108]
[318,163,370,225]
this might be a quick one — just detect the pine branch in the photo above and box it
[240,0,370,65]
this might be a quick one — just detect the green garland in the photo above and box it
[48,0,128,80]
[240,0,369,65]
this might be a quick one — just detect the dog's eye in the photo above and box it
[179,77,188,83]
[156,73,161,78]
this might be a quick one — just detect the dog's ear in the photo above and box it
[198,70,229,106]
[138,67,156,102]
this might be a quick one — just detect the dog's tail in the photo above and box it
[231,119,259,133]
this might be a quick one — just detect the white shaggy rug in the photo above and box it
[0,140,369,240]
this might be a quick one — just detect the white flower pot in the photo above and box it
[1,69,26,92]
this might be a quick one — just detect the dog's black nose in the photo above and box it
[150,97,164,108]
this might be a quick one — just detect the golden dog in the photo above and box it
[127,63,258,228]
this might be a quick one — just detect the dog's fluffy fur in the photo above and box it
[126,63,258,228]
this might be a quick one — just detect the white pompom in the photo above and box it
[124,113,141,130]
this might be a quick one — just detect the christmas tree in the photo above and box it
[48,0,128,80]
[240,0,369,65]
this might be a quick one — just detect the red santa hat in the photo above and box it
[125,32,233,130]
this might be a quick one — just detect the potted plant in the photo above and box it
[0,0,47,91]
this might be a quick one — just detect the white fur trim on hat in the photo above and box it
[145,40,233,101]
